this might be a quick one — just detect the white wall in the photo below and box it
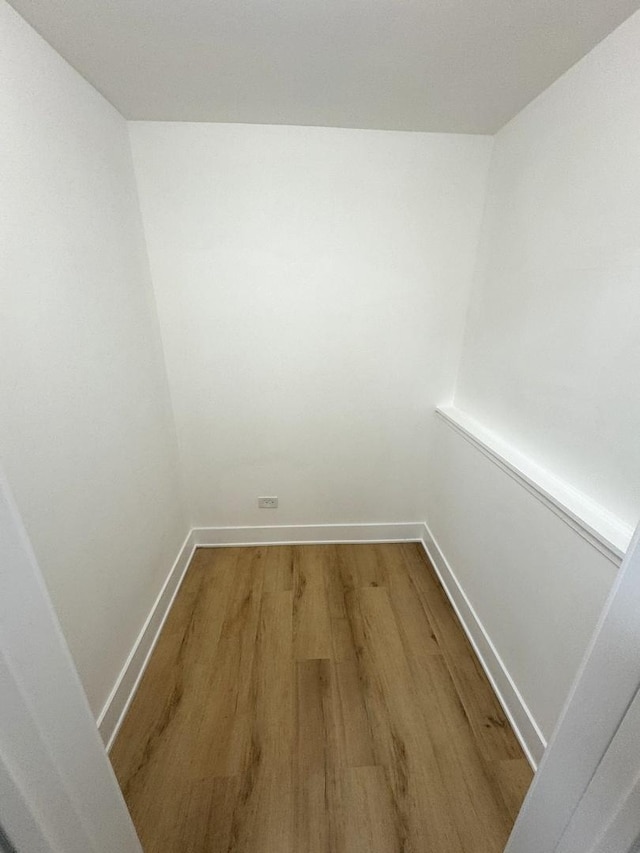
[428,417,617,743]
[0,2,187,716]
[6,0,636,761]
[427,11,640,744]
[456,11,640,529]
[129,122,493,527]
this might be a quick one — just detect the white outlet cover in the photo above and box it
[258,496,278,509]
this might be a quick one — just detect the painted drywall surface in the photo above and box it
[428,419,616,738]
[129,122,493,527]
[426,13,640,739]
[0,2,187,715]
[456,10,640,529]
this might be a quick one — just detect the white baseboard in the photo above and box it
[192,522,425,547]
[97,530,196,752]
[97,519,544,771]
[96,522,420,750]
[418,522,547,769]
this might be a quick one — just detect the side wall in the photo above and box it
[428,10,640,750]
[0,2,187,717]
[129,122,493,527]
[457,11,640,527]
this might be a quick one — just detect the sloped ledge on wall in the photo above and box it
[435,406,633,565]
[418,522,547,768]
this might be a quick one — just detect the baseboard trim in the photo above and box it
[97,530,196,752]
[192,522,425,547]
[418,522,547,769]
[97,522,420,749]
[97,519,545,770]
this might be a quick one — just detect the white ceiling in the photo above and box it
[9,0,640,133]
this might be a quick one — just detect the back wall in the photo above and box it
[129,122,492,527]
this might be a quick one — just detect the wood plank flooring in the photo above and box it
[110,543,533,852]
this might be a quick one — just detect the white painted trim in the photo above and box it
[97,518,545,775]
[97,523,421,751]
[97,530,196,751]
[0,469,141,851]
[419,521,546,769]
[435,406,632,565]
[506,521,640,853]
[192,522,425,547]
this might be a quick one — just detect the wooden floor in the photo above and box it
[110,543,533,852]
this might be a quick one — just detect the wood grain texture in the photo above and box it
[110,543,533,852]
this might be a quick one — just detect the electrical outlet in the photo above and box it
[258,496,278,509]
